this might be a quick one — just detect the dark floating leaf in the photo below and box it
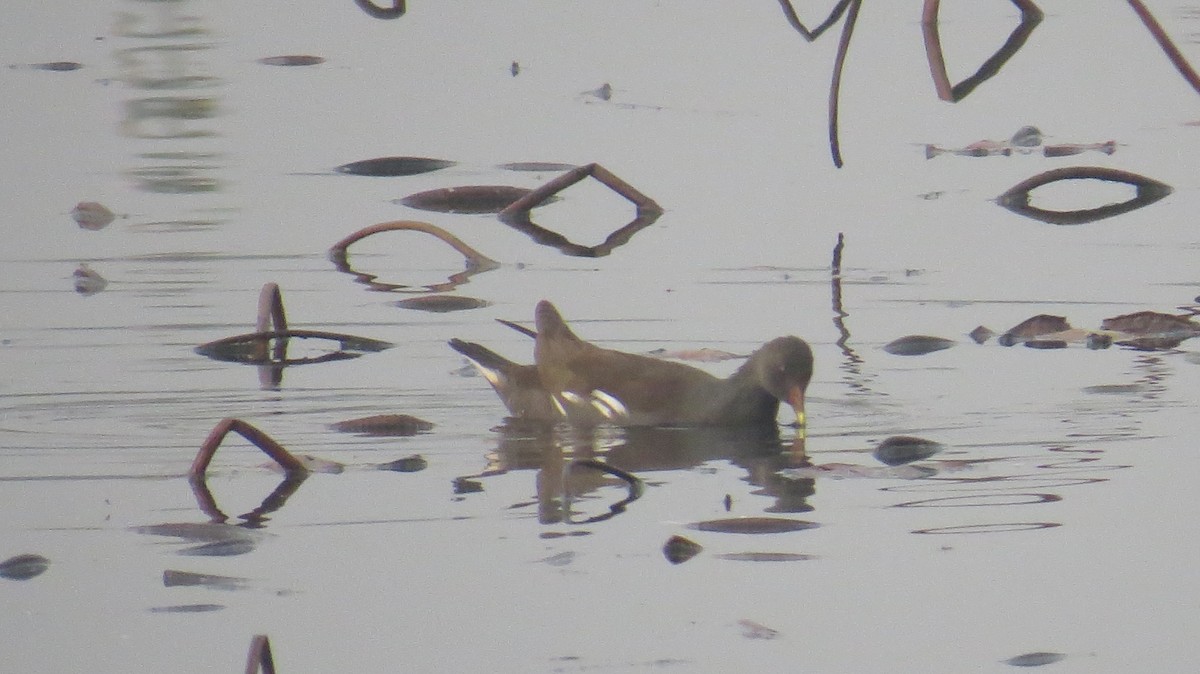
[72,201,115,230]
[395,295,491,312]
[968,326,995,344]
[29,61,83,71]
[1081,383,1144,395]
[1098,311,1199,350]
[1042,141,1116,157]
[335,156,457,177]
[330,414,433,436]
[738,619,780,640]
[498,161,578,172]
[453,477,483,494]
[1115,336,1186,351]
[1024,339,1068,350]
[1003,651,1066,667]
[398,185,543,214]
[258,55,325,66]
[73,263,108,296]
[180,539,256,557]
[375,454,428,472]
[663,535,703,564]
[149,604,225,614]
[1101,311,1200,337]
[998,315,1071,346]
[873,436,944,466]
[162,569,248,590]
[883,335,955,355]
[688,517,818,534]
[714,552,815,562]
[0,553,50,580]
[539,531,591,539]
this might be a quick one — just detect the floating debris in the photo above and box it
[969,326,995,344]
[330,414,433,436]
[538,531,591,539]
[644,347,746,363]
[1003,651,1065,667]
[258,55,325,66]
[149,604,225,614]
[0,553,50,580]
[497,161,578,172]
[663,535,703,564]
[1100,311,1200,350]
[19,61,83,71]
[1115,336,1187,351]
[180,538,257,557]
[335,156,456,177]
[1086,333,1113,350]
[873,436,944,466]
[395,295,491,313]
[687,517,818,534]
[71,201,116,230]
[73,263,108,295]
[883,335,955,356]
[1100,311,1200,337]
[1043,140,1116,157]
[714,552,815,562]
[162,569,248,590]
[453,477,483,494]
[398,185,541,214]
[737,619,780,640]
[925,127,1027,158]
[1024,339,1068,350]
[581,82,613,101]
[781,463,936,480]
[375,455,428,472]
[998,315,1071,346]
[536,551,575,567]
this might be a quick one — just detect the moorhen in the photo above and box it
[450,300,813,428]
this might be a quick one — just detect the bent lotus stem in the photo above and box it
[353,0,405,20]
[1127,0,1200,96]
[190,418,308,478]
[244,634,277,674]
[254,283,288,363]
[499,163,663,222]
[828,0,861,168]
[329,220,499,272]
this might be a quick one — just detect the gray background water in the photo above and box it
[3,1,1200,671]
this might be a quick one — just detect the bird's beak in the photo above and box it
[787,385,806,429]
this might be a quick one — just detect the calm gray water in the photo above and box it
[4,1,1200,672]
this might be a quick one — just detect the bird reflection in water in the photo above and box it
[458,423,816,525]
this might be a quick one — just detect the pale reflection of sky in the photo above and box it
[2,2,1200,672]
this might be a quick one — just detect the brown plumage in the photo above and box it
[450,300,813,428]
